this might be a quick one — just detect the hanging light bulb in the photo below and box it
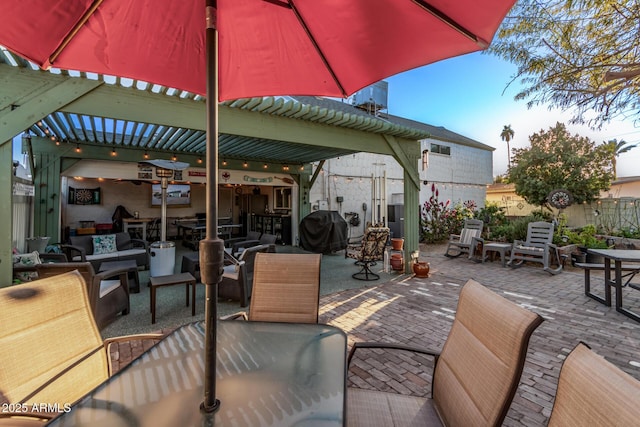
[172,153,178,161]
[243,160,248,168]
[111,147,117,157]
[222,159,228,166]
[143,151,149,159]
[75,144,81,153]
[197,157,203,164]
[263,163,268,169]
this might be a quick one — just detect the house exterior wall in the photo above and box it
[308,136,493,239]
[420,137,492,208]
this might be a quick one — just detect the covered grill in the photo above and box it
[299,211,348,254]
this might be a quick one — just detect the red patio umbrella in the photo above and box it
[0,0,516,414]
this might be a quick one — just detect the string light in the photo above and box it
[243,160,248,168]
[143,151,149,159]
[222,159,228,166]
[172,153,178,161]
[263,163,268,169]
[197,157,203,164]
[111,147,117,157]
[282,165,289,171]
[75,144,81,153]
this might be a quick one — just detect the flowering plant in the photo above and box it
[420,184,477,243]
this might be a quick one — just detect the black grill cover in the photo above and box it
[299,210,348,253]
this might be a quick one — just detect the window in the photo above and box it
[274,187,292,209]
[430,143,451,155]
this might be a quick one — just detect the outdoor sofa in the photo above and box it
[61,232,149,270]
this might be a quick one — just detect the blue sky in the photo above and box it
[384,51,640,178]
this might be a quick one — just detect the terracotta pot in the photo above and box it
[390,256,404,271]
[391,238,404,251]
[412,261,430,278]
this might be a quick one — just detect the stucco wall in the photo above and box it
[420,138,492,208]
[308,137,493,235]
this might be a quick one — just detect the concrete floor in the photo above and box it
[101,241,405,337]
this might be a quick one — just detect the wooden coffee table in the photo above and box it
[149,272,197,324]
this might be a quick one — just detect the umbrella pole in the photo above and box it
[200,0,223,414]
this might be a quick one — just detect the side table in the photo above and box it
[149,272,197,324]
[483,242,512,267]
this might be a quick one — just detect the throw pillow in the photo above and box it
[12,251,42,282]
[12,251,42,267]
[93,234,117,255]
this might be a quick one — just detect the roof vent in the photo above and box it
[352,81,388,116]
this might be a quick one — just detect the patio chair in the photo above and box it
[223,253,322,323]
[345,227,390,281]
[35,261,130,329]
[225,230,261,250]
[347,279,543,427]
[0,271,162,422]
[230,232,277,257]
[444,218,484,258]
[219,243,275,307]
[547,342,640,426]
[508,221,563,274]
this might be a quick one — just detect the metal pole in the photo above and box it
[160,176,168,242]
[200,0,224,414]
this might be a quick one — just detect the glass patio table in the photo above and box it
[47,320,347,426]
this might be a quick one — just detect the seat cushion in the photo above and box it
[99,279,122,298]
[222,263,242,280]
[459,228,480,245]
[82,252,116,262]
[116,248,147,258]
[347,388,441,427]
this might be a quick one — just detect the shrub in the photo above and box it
[488,214,548,242]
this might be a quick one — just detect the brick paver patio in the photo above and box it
[111,243,640,426]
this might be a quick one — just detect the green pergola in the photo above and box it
[0,55,428,284]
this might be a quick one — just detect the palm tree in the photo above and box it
[603,139,637,179]
[500,125,515,169]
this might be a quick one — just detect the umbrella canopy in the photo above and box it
[0,0,513,101]
[0,0,516,417]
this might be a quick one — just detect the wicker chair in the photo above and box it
[444,219,484,258]
[345,227,390,281]
[548,342,640,426]
[230,232,277,257]
[35,262,130,330]
[219,243,275,307]
[0,271,161,423]
[347,279,543,427]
